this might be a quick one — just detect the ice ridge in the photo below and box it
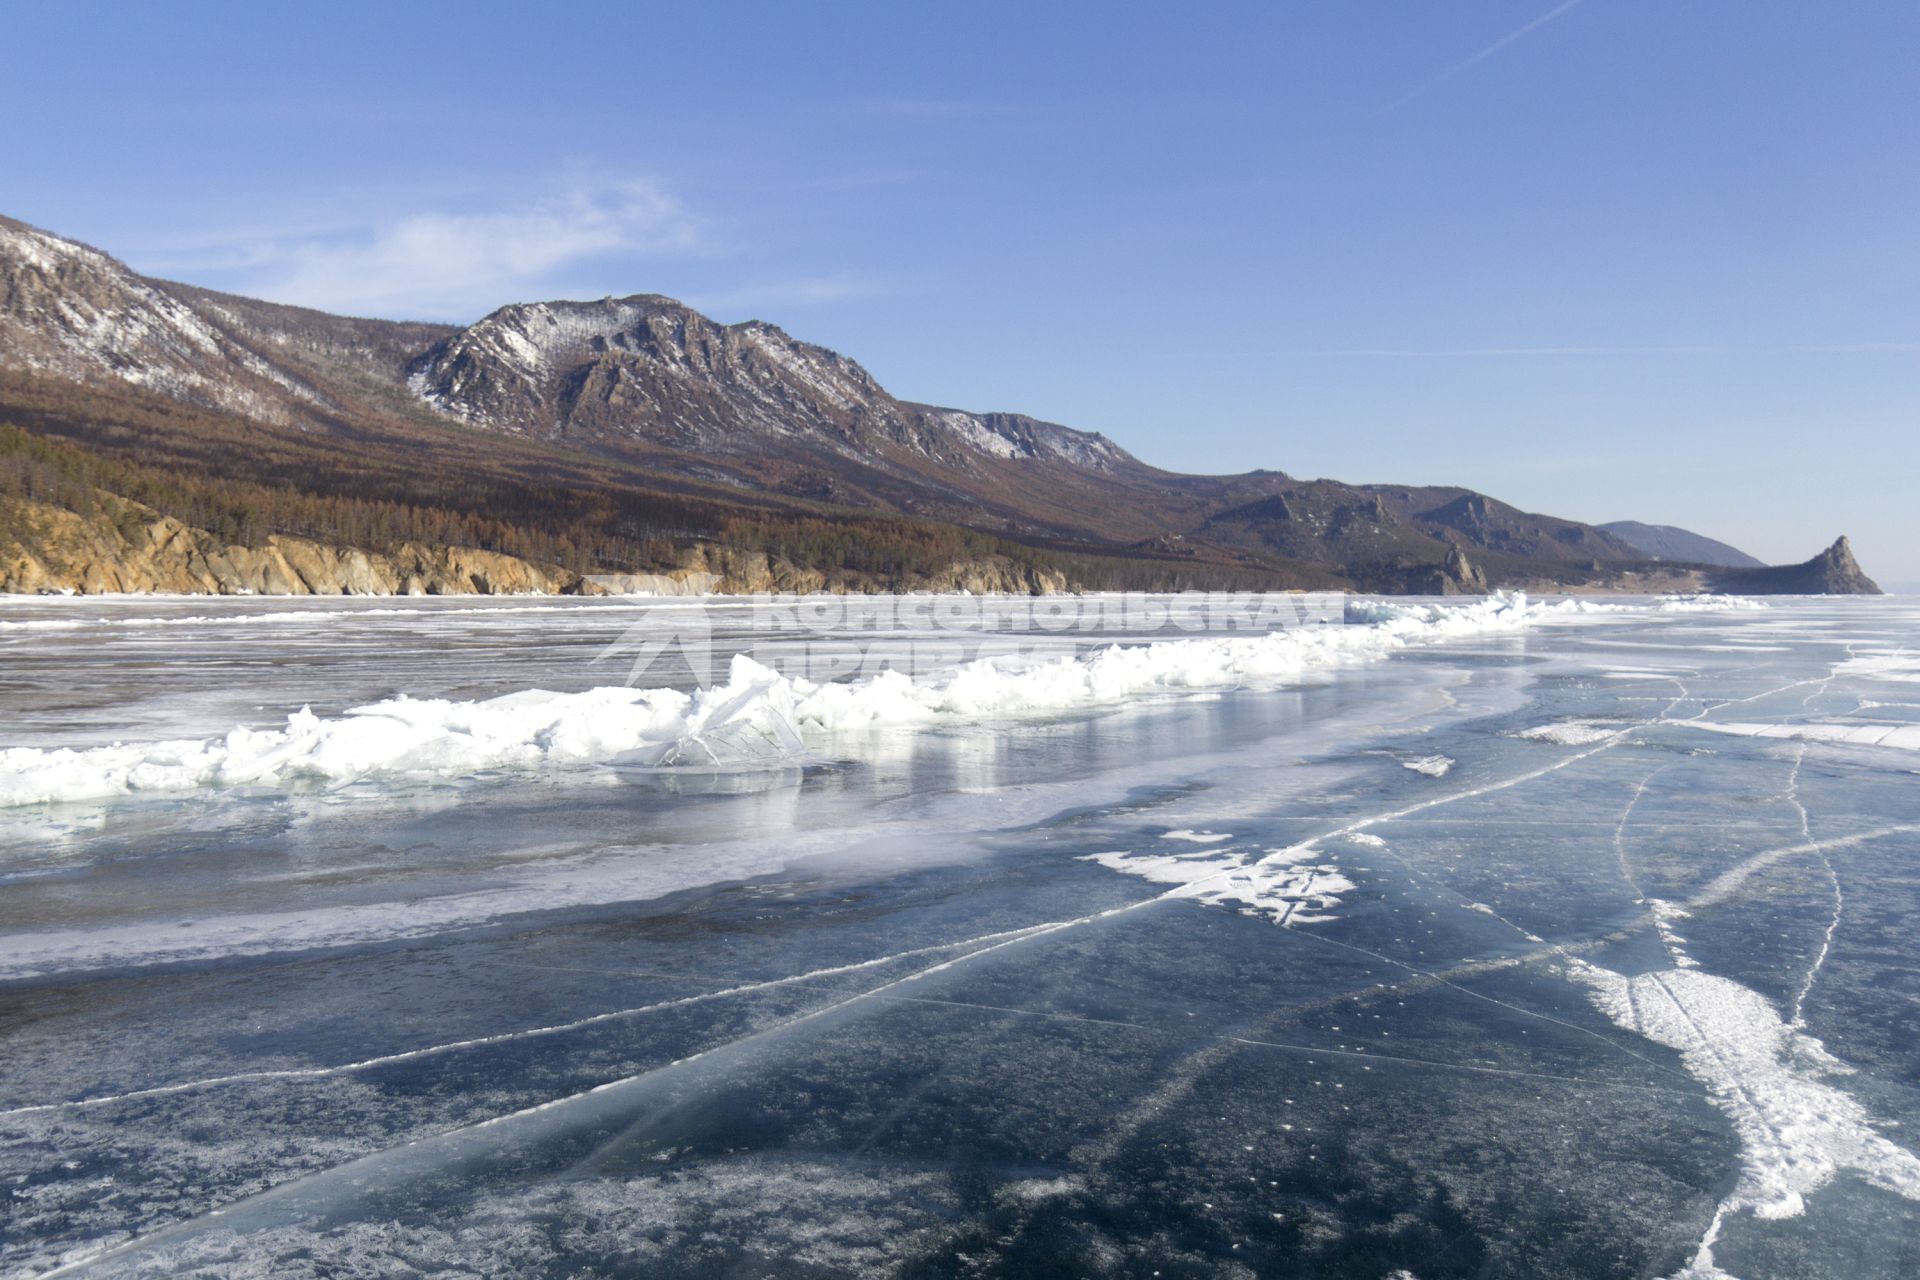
[0,594,1543,807]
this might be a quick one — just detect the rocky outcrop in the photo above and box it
[1442,545,1488,593]
[918,557,1071,596]
[1392,544,1491,596]
[0,496,590,596]
[1410,491,1641,563]
[1710,536,1883,595]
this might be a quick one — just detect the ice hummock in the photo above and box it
[0,594,1542,808]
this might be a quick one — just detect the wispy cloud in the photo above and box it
[1378,0,1587,115]
[185,181,701,320]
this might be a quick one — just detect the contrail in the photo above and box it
[1378,0,1588,115]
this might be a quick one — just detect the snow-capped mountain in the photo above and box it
[406,295,1132,474]
[0,214,1140,516]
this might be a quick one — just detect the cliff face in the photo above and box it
[0,491,1075,598]
[585,549,1068,597]
[0,491,1883,602]
[0,495,591,596]
[1710,537,1883,595]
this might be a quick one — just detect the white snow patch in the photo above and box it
[1645,898,1700,968]
[1081,846,1353,926]
[1682,721,1920,753]
[1656,595,1768,613]
[995,1176,1084,1205]
[934,410,1026,460]
[1833,654,1920,684]
[1515,720,1628,747]
[1569,960,1920,1242]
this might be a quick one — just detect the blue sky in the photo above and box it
[5,1,1916,583]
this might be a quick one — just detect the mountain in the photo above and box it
[1598,521,1764,569]
[1710,537,1882,595]
[407,296,1131,470]
[0,216,344,426]
[0,213,1882,596]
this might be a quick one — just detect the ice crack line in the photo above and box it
[1268,918,1692,1082]
[1783,745,1843,1031]
[1670,669,1850,725]
[1610,767,1700,970]
[870,992,1696,1096]
[1613,768,1660,913]
[32,906,1169,1279]
[0,921,1067,1120]
[1,739,1644,1125]
[1686,823,1908,916]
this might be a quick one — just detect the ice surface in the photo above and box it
[7,594,1920,1280]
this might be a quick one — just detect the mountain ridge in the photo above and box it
[1599,520,1764,569]
[0,212,1881,596]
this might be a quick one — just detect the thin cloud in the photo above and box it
[207,182,701,320]
[1378,0,1587,115]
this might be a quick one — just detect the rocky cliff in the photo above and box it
[0,493,591,596]
[1710,536,1883,595]
[0,489,1075,598]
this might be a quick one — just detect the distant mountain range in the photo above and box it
[1597,521,1764,569]
[0,213,1879,596]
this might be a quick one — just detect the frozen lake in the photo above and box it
[2,593,1918,1278]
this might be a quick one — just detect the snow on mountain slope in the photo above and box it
[0,214,1133,492]
[0,216,330,425]
[406,294,1133,472]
